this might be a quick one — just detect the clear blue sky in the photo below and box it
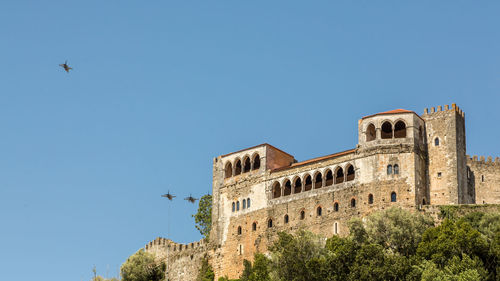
[1,1,499,281]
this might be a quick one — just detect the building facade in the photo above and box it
[145,104,500,280]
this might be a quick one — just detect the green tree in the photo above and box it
[121,249,165,281]
[351,207,434,256]
[197,256,215,281]
[193,194,212,239]
[419,255,487,281]
[239,253,271,281]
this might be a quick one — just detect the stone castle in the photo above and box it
[144,104,500,280]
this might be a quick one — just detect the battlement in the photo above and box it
[144,237,207,253]
[423,103,465,118]
[467,155,500,165]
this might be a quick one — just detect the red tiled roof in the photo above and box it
[220,143,294,158]
[362,109,418,119]
[271,148,356,172]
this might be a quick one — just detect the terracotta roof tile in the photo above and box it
[271,148,356,172]
[361,109,419,119]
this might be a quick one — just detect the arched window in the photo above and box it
[366,123,376,142]
[394,121,406,138]
[252,154,260,170]
[234,159,242,175]
[272,182,281,199]
[317,206,322,216]
[293,177,302,194]
[315,172,323,188]
[368,194,374,204]
[252,222,257,231]
[267,219,273,228]
[387,165,393,175]
[381,121,393,139]
[247,198,251,208]
[232,202,235,212]
[283,180,292,196]
[434,137,440,146]
[237,226,242,235]
[284,214,289,224]
[243,157,251,173]
[346,164,355,181]
[225,162,233,178]
[335,167,344,184]
[391,192,397,202]
[300,210,305,220]
[236,201,240,211]
[351,198,356,208]
[394,164,399,175]
[242,199,246,209]
[325,170,334,186]
[422,198,426,205]
[334,202,339,212]
[304,174,312,191]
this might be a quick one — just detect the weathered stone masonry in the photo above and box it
[144,104,500,280]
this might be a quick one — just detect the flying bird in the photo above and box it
[59,60,73,73]
[161,191,176,201]
[184,194,198,204]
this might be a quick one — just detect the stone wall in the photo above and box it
[467,155,500,204]
[144,237,209,281]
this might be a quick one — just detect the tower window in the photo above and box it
[300,210,305,220]
[434,137,440,146]
[232,202,235,212]
[252,222,257,231]
[247,198,251,208]
[391,192,397,202]
[366,123,376,142]
[334,222,338,235]
[236,201,240,211]
[237,226,242,235]
[394,121,406,138]
[387,165,393,175]
[242,199,246,209]
[252,154,260,170]
[394,164,399,175]
[346,164,355,181]
[368,194,374,204]
[422,198,426,205]
[351,198,356,208]
[267,219,273,228]
[334,202,339,212]
[284,214,289,224]
[381,121,393,139]
[437,172,442,178]
[481,175,484,182]
[317,206,322,216]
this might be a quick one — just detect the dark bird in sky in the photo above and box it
[59,60,72,73]
[161,191,176,201]
[184,195,198,204]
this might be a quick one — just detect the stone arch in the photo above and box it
[234,158,242,175]
[333,201,339,212]
[272,182,281,199]
[304,174,312,191]
[225,162,233,178]
[252,153,261,170]
[368,193,374,204]
[243,156,251,173]
[314,171,323,188]
[394,120,407,138]
[346,164,355,181]
[325,169,333,186]
[335,167,344,184]
[350,198,356,208]
[366,123,376,142]
[283,179,292,196]
[391,191,397,202]
[316,206,322,216]
[293,176,302,194]
[381,121,393,139]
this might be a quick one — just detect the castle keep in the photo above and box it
[145,104,500,280]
